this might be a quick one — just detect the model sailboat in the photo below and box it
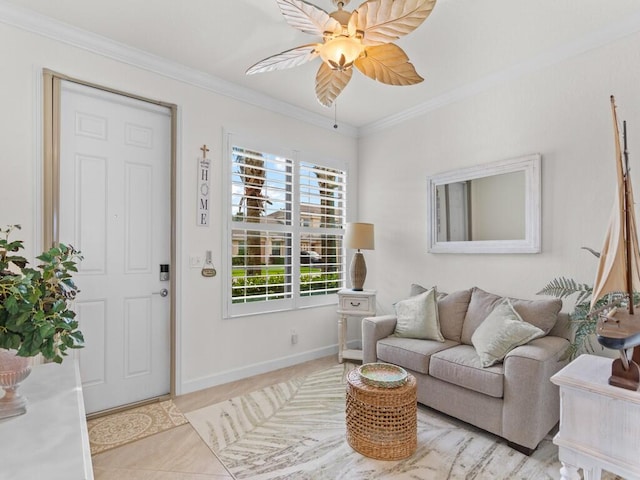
[591,96,640,391]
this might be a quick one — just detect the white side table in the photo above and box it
[337,288,376,363]
[551,354,640,480]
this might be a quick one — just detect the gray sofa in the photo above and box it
[362,286,572,454]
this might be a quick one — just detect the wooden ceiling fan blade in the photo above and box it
[315,62,353,107]
[276,0,342,36]
[246,44,320,75]
[355,43,424,85]
[353,0,437,46]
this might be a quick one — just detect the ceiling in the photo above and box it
[4,0,640,129]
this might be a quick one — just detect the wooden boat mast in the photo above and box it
[623,120,634,315]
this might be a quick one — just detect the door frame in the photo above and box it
[42,69,178,406]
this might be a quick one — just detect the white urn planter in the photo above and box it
[0,349,32,419]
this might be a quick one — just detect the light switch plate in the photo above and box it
[189,255,203,268]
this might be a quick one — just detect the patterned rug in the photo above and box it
[186,364,577,480]
[87,399,187,455]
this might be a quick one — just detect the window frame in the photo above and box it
[223,132,348,318]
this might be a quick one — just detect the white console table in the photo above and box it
[0,360,94,479]
[551,354,640,480]
[337,289,376,363]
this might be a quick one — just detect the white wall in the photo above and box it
[358,31,640,315]
[0,22,358,394]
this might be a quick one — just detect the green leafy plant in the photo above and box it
[537,276,632,360]
[0,225,84,363]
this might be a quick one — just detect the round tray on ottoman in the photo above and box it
[358,362,408,388]
[345,368,417,460]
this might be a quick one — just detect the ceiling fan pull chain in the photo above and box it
[334,102,338,130]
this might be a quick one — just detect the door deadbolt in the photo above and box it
[159,264,170,281]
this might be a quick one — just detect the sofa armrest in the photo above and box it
[505,335,568,363]
[362,315,397,364]
[502,335,570,449]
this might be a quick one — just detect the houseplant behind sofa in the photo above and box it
[362,286,571,454]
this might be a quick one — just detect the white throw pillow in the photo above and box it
[471,299,545,367]
[393,288,445,342]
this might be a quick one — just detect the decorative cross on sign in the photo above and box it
[197,145,211,227]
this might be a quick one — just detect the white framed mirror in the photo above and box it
[427,154,541,254]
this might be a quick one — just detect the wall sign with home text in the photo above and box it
[197,145,211,226]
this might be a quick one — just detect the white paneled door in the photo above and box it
[58,80,172,414]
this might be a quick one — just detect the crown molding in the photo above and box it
[360,10,640,137]
[0,1,359,138]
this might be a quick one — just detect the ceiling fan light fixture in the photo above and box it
[319,36,364,71]
[247,0,437,107]
[329,1,352,25]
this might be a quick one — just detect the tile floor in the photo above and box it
[91,355,338,479]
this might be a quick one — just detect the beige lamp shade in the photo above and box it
[345,223,375,251]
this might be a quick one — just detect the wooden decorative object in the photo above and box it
[609,357,640,390]
[592,99,640,392]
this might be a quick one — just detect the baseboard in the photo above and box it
[179,344,339,395]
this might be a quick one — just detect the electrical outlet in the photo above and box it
[290,330,298,345]
[189,255,203,268]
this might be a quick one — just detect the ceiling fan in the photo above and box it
[246,0,437,107]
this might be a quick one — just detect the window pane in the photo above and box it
[232,147,292,225]
[300,235,343,297]
[232,229,292,304]
[299,162,346,229]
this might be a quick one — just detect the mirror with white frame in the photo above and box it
[427,154,541,254]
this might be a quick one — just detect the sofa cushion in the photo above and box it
[410,285,471,343]
[410,283,429,297]
[410,283,448,301]
[461,287,562,344]
[461,287,503,345]
[377,337,459,375]
[437,289,472,342]
[471,299,545,367]
[429,345,505,398]
[509,297,562,335]
[393,288,445,341]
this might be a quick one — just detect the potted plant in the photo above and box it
[537,248,637,360]
[0,224,84,418]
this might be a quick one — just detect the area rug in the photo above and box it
[187,364,585,480]
[87,399,187,455]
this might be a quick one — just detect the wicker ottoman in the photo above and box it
[345,369,417,460]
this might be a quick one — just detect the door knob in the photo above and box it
[153,288,169,297]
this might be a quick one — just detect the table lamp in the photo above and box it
[344,222,375,291]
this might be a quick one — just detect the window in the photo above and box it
[226,139,347,317]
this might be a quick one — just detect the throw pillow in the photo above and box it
[410,283,448,300]
[409,283,429,297]
[394,288,445,342]
[409,284,471,342]
[437,288,472,342]
[509,297,562,334]
[471,299,545,367]
[461,287,503,345]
